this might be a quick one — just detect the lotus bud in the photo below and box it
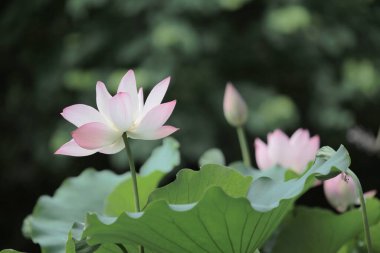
[223,83,248,127]
[324,174,377,212]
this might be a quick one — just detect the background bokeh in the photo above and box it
[1,0,380,251]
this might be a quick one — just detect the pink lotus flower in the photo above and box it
[254,129,320,173]
[324,174,377,212]
[223,83,248,127]
[55,70,178,156]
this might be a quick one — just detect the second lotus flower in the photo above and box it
[254,128,320,173]
[55,70,178,156]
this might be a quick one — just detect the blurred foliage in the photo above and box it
[1,0,380,250]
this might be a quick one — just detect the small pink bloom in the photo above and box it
[254,128,320,173]
[324,174,377,212]
[55,70,178,156]
[223,83,248,127]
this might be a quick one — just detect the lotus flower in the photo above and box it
[55,70,178,156]
[324,174,377,212]
[254,129,320,173]
[223,83,248,127]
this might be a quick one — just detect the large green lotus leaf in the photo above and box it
[82,147,350,253]
[22,169,128,253]
[104,171,164,216]
[85,187,293,253]
[248,145,350,211]
[0,250,24,253]
[271,198,380,253]
[139,137,180,176]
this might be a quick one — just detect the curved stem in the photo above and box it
[122,134,144,253]
[236,126,252,168]
[346,169,372,253]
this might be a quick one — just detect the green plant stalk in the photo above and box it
[237,126,252,168]
[346,169,372,253]
[122,133,144,253]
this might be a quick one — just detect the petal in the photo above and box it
[117,70,138,114]
[296,135,320,171]
[109,92,133,131]
[308,135,320,157]
[72,122,121,150]
[96,81,112,120]
[117,70,137,95]
[129,125,179,140]
[302,135,320,162]
[142,77,170,116]
[287,129,308,170]
[254,138,273,170]
[61,104,104,127]
[135,100,176,133]
[289,129,309,147]
[289,131,320,173]
[99,138,125,154]
[267,129,289,168]
[54,139,98,157]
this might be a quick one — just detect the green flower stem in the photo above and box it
[236,126,252,168]
[123,134,141,211]
[122,133,144,253]
[346,169,372,253]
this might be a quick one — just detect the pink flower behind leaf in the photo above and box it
[324,174,377,213]
[55,70,178,157]
[223,83,248,127]
[254,128,320,174]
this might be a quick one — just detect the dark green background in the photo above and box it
[1,0,379,251]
